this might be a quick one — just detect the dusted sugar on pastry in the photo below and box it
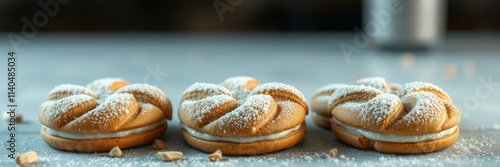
[353,77,401,93]
[178,76,308,155]
[328,79,460,154]
[311,77,399,129]
[39,78,172,152]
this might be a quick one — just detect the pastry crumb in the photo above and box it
[208,149,223,162]
[329,148,339,157]
[153,139,166,150]
[157,151,183,162]
[16,151,38,165]
[109,146,122,157]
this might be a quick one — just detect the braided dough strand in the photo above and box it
[39,78,172,133]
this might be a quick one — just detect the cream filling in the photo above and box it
[180,123,301,143]
[331,118,457,143]
[44,120,166,140]
[311,112,331,123]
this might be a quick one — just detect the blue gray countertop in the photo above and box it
[0,32,499,166]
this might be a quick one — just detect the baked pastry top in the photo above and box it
[328,79,460,135]
[178,76,308,137]
[39,78,172,133]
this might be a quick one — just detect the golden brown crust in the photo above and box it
[40,124,167,152]
[120,103,167,130]
[39,79,172,133]
[250,84,309,114]
[115,84,173,120]
[182,123,307,155]
[331,123,459,154]
[61,93,140,132]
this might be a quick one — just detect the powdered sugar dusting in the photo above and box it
[105,93,133,114]
[274,100,299,121]
[116,84,169,105]
[181,95,234,123]
[330,80,457,131]
[221,76,256,105]
[41,94,95,121]
[355,77,390,92]
[183,83,232,99]
[442,135,496,158]
[329,86,398,125]
[358,93,399,125]
[180,77,307,135]
[218,95,273,132]
[48,84,96,99]
[40,78,172,132]
[398,81,451,102]
[86,78,126,99]
[87,93,133,128]
[400,92,443,126]
[328,85,382,109]
[250,82,307,104]
[137,102,154,116]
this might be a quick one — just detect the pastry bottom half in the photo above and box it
[182,123,307,155]
[40,124,167,152]
[331,123,459,154]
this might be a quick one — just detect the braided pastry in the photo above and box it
[310,77,400,129]
[328,79,460,154]
[178,76,308,155]
[39,78,172,152]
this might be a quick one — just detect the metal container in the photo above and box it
[363,0,447,49]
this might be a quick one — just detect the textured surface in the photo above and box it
[0,33,500,166]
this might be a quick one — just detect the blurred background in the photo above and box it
[1,2,500,166]
[1,0,499,32]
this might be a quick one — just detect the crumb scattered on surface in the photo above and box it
[328,148,338,157]
[208,149,223,162]
[109,146,122,157]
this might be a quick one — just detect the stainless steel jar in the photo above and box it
[363,0,447,49]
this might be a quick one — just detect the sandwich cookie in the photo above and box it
[178,76,308,155]
[328,78,460,154]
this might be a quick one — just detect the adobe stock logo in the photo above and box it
[7,0,70,51]
[213,0,243,21]
[457,74,500,118]
[143,65,169,87]
[340,0,403,63]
